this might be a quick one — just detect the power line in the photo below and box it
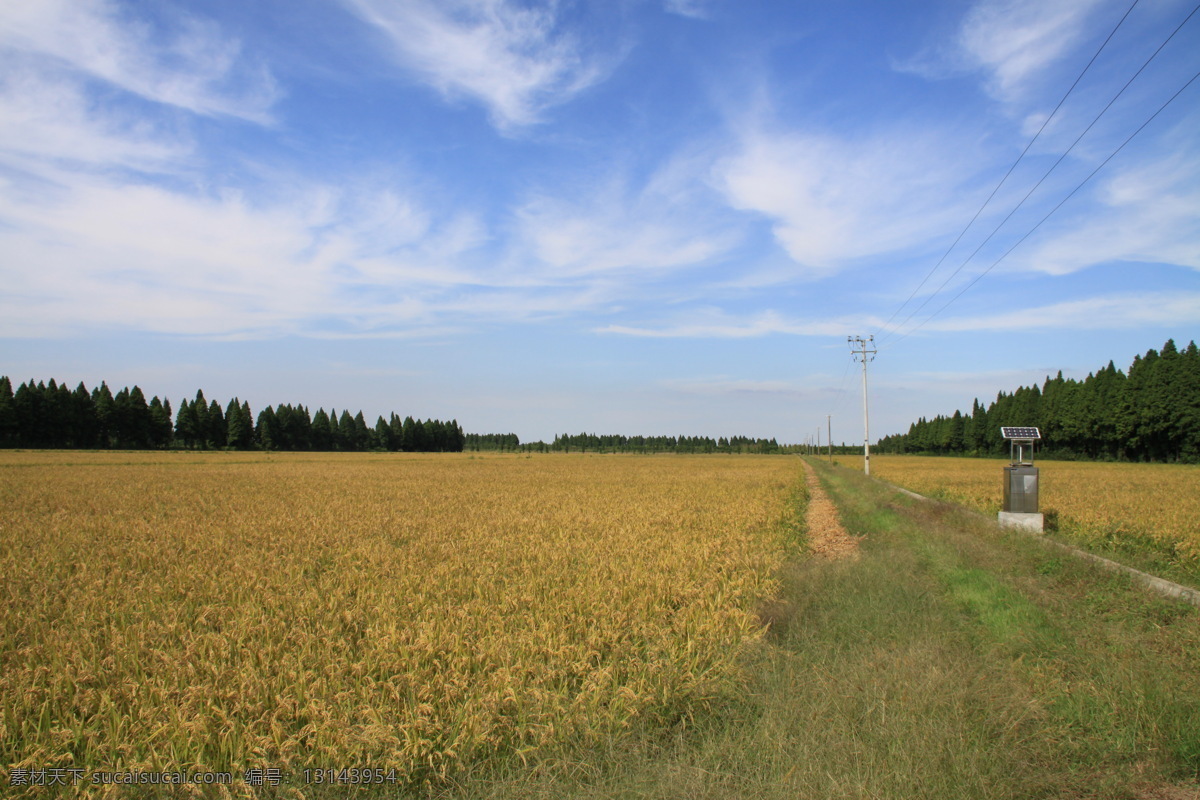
[873,0,1144,341]
[879,0,1200,349]
[887,65,1200,346]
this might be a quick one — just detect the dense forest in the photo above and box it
[467,432,784,454]
[875,339,1200,463]
[0,378,465,452]
[0,377,783,454]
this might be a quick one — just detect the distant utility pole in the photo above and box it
[827,415,832,463]
[849,336,877,475]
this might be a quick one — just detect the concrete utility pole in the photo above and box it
[849,336,877,475]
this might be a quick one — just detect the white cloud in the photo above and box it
[665,0,715,20]
[926,291,1200,333]
[514,150,742,279]
[958,0,1103,101]
[341,0,619,129]
[661,377,806,396]
[0,0,277,122]
[718,127,983,274]
[595,309,868,338]
[516,195,734,279]
[0,70,186,173]
[892,0,1103,104]
[1020,151,1200,275]
[0,172,505,338]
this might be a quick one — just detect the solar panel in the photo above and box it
[1000,427,1041,439]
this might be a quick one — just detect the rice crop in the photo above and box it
[839,454,1200,566]
[0,451,799,797]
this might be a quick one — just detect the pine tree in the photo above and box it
[174,399,196,448]
[149,397,172,448]
[92,382,116,448]
[353,411,370,451]
[72,382,98,448]
[311,408,333,451]
[207,399,226,449]
[193,391,210,449]
[127,386,152,448]
[338,410,356,451]
[0,376,17,446]
[226,398,250,449]
[389,413,404,451]
[373,416,391,451]
[1180,341,1200,461]
[256,406,279,450]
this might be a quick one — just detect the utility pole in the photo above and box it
[827,415,832,463]
[848,336,877,475]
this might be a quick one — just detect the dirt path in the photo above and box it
[802,460,860,560]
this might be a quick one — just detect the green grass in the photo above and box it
[446,458,1200,800]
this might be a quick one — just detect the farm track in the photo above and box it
[875,476,1200,608]
[800,460,860,560]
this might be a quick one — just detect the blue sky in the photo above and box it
[1,0,1197,445]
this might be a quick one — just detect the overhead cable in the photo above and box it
[872,0,1144,341]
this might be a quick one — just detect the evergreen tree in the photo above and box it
[225,398,252,449]
[174,399,197,448]
[256,406,279,450]
[353,411,370,451]
[127,386,153,448]
[0,376,14,446]
[373,416,392,451]
[206,399,225,449]
[193,391,210,449]
[311,408,333,451]
[72,382,98,448]
[241,401,252,447]
[337,410,356,451]
[92,382,116,448]
[43,379,67,447]
[389,413,404,451]
[149,396,173,448]
[12,381,39,446]
[1178,341,1200,461]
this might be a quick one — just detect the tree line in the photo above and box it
[0,378,464,452]
[875,339,1200,463]
[466,431,783,454]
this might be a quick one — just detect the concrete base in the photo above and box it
[998,511,1044,533]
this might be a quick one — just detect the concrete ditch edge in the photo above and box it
[880,480,1200,609]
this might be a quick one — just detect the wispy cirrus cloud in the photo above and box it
[924,291,1200,333]
[0,70,187,173]
[340,0,623,129]
[1020,148,1200,275]
[665,0,716,20]
[517,198,731,278]
[957,0,1105,101]
[892,0,1105,102]
[0,0,277,122]
[0,171,499,339]
[660,377,806,397]
[514,164,740,280]
[717,125,986,275]
[595,308,871,339]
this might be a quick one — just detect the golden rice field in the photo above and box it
[0,451,800,797]
[836,454,1200,566]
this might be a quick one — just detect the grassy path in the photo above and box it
[465,458,1200,799]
